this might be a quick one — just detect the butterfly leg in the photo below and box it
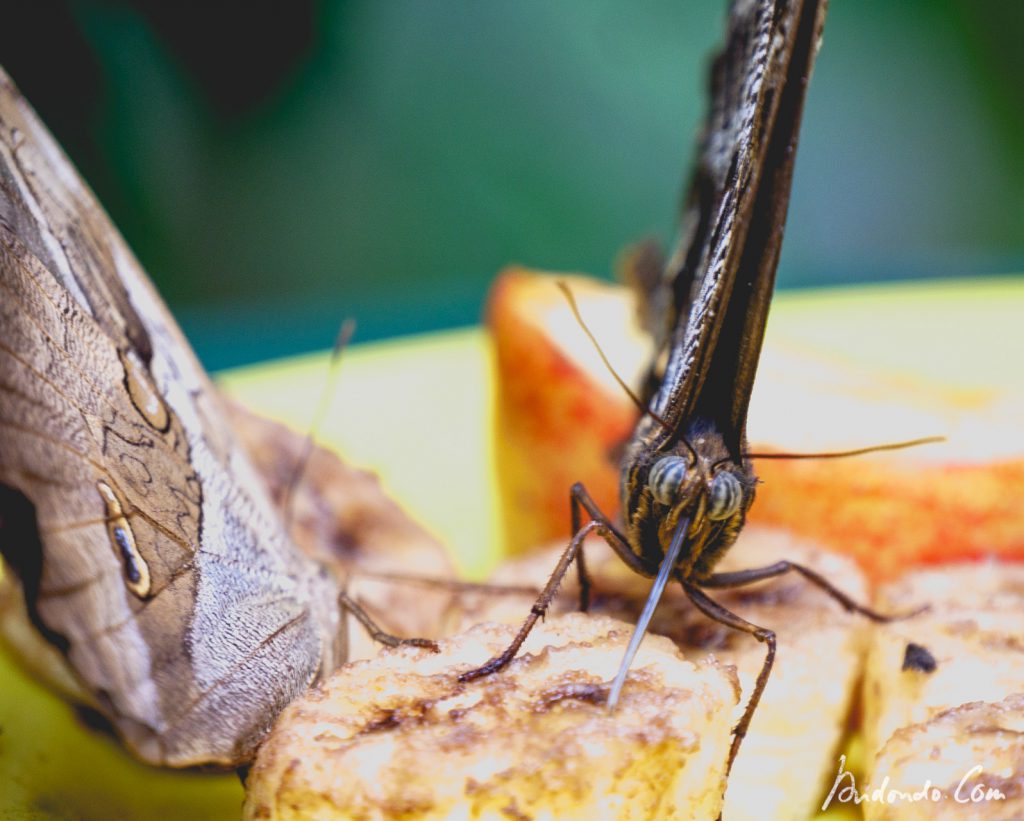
[338,591,439,651]
[344,569,540,597]
[683,581,775,775]
[570,484,592,612]
[570,481,647,611]
[459,518,603,682]
[459,505,641,683]
[700,561,914,622]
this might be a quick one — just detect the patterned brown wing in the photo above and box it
[0,66,342,767]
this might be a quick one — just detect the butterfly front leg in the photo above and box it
[682,580,777,776]
[459,482,642,683]
[689,557,921,775]
[569,481,647,612]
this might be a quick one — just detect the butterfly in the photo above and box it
[462,0,903,772]
[0,66,355,767]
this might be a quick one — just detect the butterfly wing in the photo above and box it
[0,67,342,766]
[635,0,828,462]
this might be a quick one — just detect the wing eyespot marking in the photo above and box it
[96,480,151,598]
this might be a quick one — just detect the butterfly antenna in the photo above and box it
[745,435,945,461]
[556,280,670,431]
[607,515,689,709]
[347,568,540,596]
[282,318,357,528]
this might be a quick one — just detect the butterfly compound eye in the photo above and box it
[707,471,742,521]
[648,456,689,505]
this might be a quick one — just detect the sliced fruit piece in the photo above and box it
[747,338,1024,582]
[862,563,1024,763]
[449,527,872,821]
[862,694,1024,821]
[486,269,1024,581]
[244,614,738,821]
[487,267,653,555]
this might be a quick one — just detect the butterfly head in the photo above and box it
[648,453,743,519]
[635,426,754,577]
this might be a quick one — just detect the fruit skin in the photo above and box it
[487,267,650,554]
[487,269,1024,581]
[750,454,1024,583]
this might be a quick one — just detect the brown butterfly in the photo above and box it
[462,0,916,772]
[0,66,438,768]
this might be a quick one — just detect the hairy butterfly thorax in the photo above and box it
[624,419,755,582]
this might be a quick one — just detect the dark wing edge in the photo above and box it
[638,0,828,461]
[693,0,828,460]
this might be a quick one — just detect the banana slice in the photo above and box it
[863,694,1024,821]
[450,526,872,820]
[244,614,738,820]
[863,562,1024,761]
[857,562,1024,818]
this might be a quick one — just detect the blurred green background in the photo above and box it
[3,0,1023,370]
